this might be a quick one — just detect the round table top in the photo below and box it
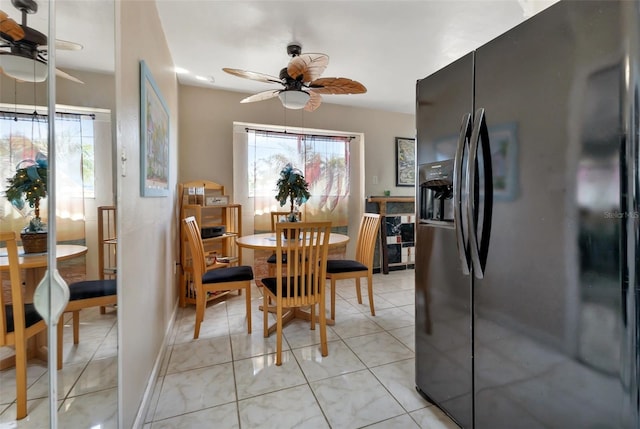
[0,244,88,270]
[236,232,349,251]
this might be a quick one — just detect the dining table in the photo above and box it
[236,231,350,251]
[0,244,88,369]
[236,232,349,330]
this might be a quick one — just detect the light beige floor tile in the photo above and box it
[153,363,236,421]
[292,340,366,382]
[238,385,328,429]
[345,331,414,367]
[166,336,232,374]
[234,351,306,400]
[330,312,384,339]
[310,369,405,428]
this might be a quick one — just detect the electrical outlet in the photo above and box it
[372,175,378,185]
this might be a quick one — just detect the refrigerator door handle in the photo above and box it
[454,113,472,275]
[467,108,494,279]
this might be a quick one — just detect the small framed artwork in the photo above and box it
[396,137,416,187]
[140,60,170,197]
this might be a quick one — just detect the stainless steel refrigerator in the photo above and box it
[415,1,639,427]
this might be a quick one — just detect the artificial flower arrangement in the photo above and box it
[4,153,48,253]
[275,163,310,221]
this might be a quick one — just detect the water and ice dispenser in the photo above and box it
[419,160,454,227]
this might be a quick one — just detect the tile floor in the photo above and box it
[143,269,459,429]
[0,269,460,429]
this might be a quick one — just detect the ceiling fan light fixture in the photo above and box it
[0,54,47,82]
[278,90,309,110]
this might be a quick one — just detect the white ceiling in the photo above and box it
[2,0,559,114]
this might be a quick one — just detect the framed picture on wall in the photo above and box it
[396,137,415,187]
[140,60,170,197]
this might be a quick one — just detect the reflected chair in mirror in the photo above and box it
[56,278,117,370]
[267,210,301,277]
[262,221,331,365]
[0,231,47,420]
[326,213,381,322]
[183,216,253,339]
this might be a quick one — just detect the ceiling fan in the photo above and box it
[223,43,366,111]
[0,0,83,83]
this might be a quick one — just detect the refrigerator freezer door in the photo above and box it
[415,52,474,428]
[473,1,634,427]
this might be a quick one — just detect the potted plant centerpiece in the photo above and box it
[275,163,310,234]
[5,153,48,253]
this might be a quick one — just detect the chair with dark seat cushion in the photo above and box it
[0,231,47,420]
[326,213,381,321]
[262,221,331,365]
[183,216,253,338]
[57,278,117,369]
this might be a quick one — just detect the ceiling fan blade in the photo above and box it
[240,90,280,104]
[37,39,83,51]
[308,77,367,95]
[0,10,24,41]
[304,91,322,112]
[223,68,282,84]
[56,68,84,84]
[287,53,328,83]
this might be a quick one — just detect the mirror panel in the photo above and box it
[0,0,116,426]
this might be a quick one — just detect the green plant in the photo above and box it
[5,153,48,232]
[275,163,310,220]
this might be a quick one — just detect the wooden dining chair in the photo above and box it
[326,213,381,321]
[183,216,253,338]
[267,210,301,276]
[0,231,47,420]
[56,278,117,370]
[262,221,331,365]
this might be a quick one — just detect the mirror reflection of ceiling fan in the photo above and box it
[0,0,83,83]
[223,43,366,111]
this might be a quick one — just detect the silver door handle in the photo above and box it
[454,113,472,275]
[467,108,494,279]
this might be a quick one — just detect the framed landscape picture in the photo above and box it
[140,60,170,197]
[396,137,415,187]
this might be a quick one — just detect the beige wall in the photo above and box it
[178,85,415,197]
[115,1,179,427]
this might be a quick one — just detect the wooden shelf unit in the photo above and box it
[98,206,117,280]
[178,180,242,307]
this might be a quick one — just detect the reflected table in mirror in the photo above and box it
[0,244,88,369]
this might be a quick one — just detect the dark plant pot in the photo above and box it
[20,231,48,254]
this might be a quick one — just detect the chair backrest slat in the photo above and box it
[182,216,207,279]
[355,213,382,267]
[275,221,331,307]
[270,211,302,232]
[0,231,25,344]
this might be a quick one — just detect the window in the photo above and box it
[234,122,365,240]
[247,129,352,232]
[0,104,109,240]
